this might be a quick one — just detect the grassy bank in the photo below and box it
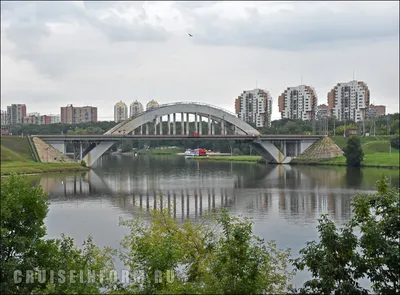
[188,155,265,164]
[292,136,399,168]
[136,149,183,155]
[1,136,88,175]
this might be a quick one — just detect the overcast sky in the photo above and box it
[1,1,399,120]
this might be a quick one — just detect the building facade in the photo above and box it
[1,110,8,126]
[61,105,98,124]
[130,100,144,117]
[235,89,273,127]
[278,85,318,121]
[114,101,128,123]
[327,80,370,122]
[7,104,27,125]
[23,113,61,125]
[316,104,330,120]
[367,104,386,118]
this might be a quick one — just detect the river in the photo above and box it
[26,154,399,288]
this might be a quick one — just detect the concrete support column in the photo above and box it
[208,115,211,135]
[186,113,190,135]
[283,141,287,157]
[199,115,202,135]
[173,113,176,135]
[221,120,225,135]
[234,125,237,135]
[211,121,215,135]
[167,114,171,135]
[146,123,149,135]
[159,116,163,135]
[194,113,198,133]
[181,113,184,135]
[140,125,143,135]
[80,142,83,160]
[154,117,158,135]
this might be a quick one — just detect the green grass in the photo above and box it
[188,155,265,164]
[1,136,88,175]
[293,152,399,168]
[1,161,88,175]
[137,149,184,155]
[330,135,391,150]
[1,137,33,162]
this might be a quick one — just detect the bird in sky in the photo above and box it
[188,33,193,37]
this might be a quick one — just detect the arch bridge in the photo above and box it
[37,102,323,166]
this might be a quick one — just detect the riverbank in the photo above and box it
[1,161,89,176]
[1,136,89,176]
[187,155,265,164]
[136,149,184,155]
[292,152,399,169]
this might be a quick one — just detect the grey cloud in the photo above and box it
[183,3,399,51]
[2,1,170,78]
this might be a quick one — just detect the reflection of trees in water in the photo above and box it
[345,167,363,188]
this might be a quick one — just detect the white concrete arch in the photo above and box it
[105,102,259,135]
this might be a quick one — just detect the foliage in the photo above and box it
[118,209,293,294]
[232,148,242,155]
[1,174,115,294]
[80,160,87,167]
[343,136,364,166]
[390,134,400,149]
[291,175,400,294]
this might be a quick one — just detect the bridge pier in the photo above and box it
[195,113,198,133]
[146,123,149,135]
[208,115,211,135]
[181,113,184,135]
[199,115,202,135]
[159,116,163,135]
[83,141,115,167]
[186,113,189,135]
[154,116,158,135]
[167,114,171,135]
[173,113,176,135]
[80,142,83,160]
[221,119,225,135]
[140,125,143,135]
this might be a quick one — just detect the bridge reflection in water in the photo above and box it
[28,158,396,225]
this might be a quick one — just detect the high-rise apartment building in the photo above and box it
[316,104,330,120]
[235,89,273,127]
[327,80,370,122]
[60,105,98,124]
[1,110,8,126]
[278,85,318,121]
[146,99,159,111]
[130,100,144,117]
[7,104,27,125]
[24,113,61,125]
[114,101,128,123]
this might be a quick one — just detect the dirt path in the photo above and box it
[32,137,75,163]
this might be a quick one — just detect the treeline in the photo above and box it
[1,174,399,294]
[10,113,399,137]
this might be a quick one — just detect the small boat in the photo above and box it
[184,149,197,157]
[184,148,207,157]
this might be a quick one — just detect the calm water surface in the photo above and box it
[27,154,399,287]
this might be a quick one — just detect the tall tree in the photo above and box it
[343,136,364,166]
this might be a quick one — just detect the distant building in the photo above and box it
[60,105,98,124]
[146,99,159,111]
[278,85,318,121]
[1,110,8,126]
[235,88,273,127]
[114,101,128,123]
[327,80,370,122]
[23,113,41,125]
[130,100,144,117]
[316,104,330,120]
[47,114,60,124]
[7,104,27,125]
[367,104,386,118]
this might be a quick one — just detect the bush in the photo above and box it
[390,134,400,149]
[232,148,242,155]
[343,136,364,166]
[80,160,86,167]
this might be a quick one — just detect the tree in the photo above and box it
[390,134,400,149]
[118,209,293,294]
[1,174,115,294]
[291,175,400,294]
[343,136,364,166]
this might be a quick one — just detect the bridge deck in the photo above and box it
[36,134,325,141]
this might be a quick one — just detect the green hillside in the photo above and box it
[1,137,33,162]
